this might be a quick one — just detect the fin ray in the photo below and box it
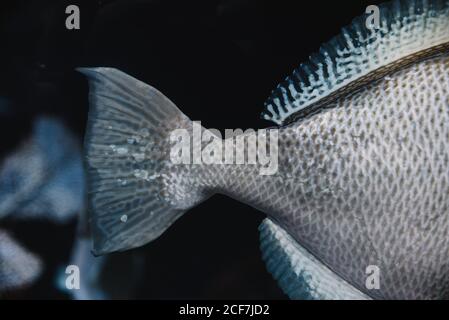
[262,0,449,125]
[259,219,371,300]
[79,67,190,255]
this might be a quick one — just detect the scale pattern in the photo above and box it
[81,48,449,299]
[213,53,449,299]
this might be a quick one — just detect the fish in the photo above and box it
[0,229,42,293]
[0,116,85,293]
[0,116,85,222]
[78,0,449,299]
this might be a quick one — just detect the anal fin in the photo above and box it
[259,219,371,300]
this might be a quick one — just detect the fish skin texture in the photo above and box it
[205,53,449,299]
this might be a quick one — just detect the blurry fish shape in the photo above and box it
[0,116,85,292]
[79,0,449,299]
[0,116,85,222]
[0,230,42,293]
[0,116,144,299]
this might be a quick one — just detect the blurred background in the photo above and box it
[0,0,383,299]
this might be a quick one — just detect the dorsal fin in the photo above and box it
[262,0,449,125]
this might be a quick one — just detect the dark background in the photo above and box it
[0,0,384,299]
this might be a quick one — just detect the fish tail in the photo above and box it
[78,67,209,255]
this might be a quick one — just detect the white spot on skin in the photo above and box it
[132,153,145,162]
[140,128,150,137]
[134,169,148,180]
[118,179,128,186]
[116,147,128,155]
[120,215,128,223]
[146,174,160,181]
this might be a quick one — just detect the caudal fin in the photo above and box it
[79,67,203,255]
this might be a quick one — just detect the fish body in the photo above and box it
[80,0,449,299]
[227,54,449,299]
